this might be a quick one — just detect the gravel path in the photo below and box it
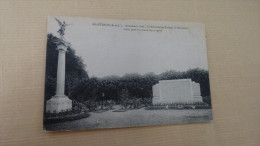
[45,105,212,131]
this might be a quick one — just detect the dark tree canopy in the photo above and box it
[79,69,211,105]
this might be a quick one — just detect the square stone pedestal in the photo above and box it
[46,96,72,113]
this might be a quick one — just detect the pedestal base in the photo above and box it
[152,96,203,105]
[46,96,72,113]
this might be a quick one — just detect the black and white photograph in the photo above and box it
[43,16,212,131]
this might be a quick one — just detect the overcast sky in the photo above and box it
[48,16,209,78]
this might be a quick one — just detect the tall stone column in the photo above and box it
[46,43,72,113]
[56,45,66,96]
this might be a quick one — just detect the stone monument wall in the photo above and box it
[192,82,201,97]
[152,84,160,97]
[152,79,203,104]
[159,79,193,103]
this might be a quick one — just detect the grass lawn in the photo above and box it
[44,105,212,131]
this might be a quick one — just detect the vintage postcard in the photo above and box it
[43,16,212,131]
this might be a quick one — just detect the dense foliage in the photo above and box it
[79,69,211,106]
[45,33,211,108]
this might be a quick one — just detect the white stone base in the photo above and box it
[46,96,72,113]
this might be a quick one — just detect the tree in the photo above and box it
[185,68,210,97]
[65,72,82,98]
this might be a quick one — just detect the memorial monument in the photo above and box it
[46,18,72,113]
[152,79,203,104]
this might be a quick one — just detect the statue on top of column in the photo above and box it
[55,17,71,38]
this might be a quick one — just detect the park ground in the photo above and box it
[44,105,213,131]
